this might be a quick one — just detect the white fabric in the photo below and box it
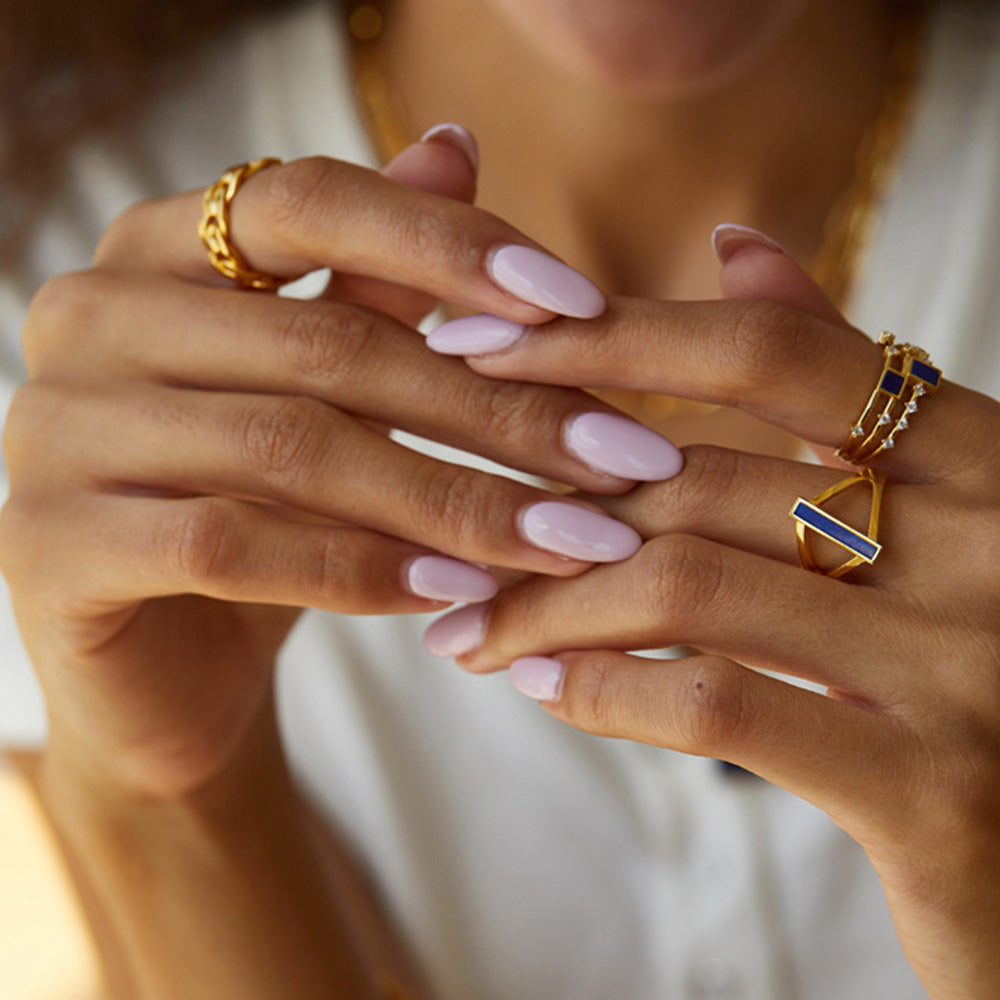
[2,2,998,997]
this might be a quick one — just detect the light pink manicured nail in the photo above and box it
[711,223,786,265]
[487,245,606,318]
[420,123,480,172]
[518,502,641,562]
[564,412,683,481]
[406,556,498,603]
[426,314,525,356]
[510,656,565,702]
[423,603,489,657]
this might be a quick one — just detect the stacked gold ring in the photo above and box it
[198,158,297,291]
[835,331,941,465]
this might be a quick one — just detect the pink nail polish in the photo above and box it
[420,123,480,173]
[518,502,641,562]
[510,656,565,702]
[426,314,526,356]
[564,412,683,481]
[487,244,606,318]
[423,603,489,657]
[406,556,498,603]
[711,223,786,265]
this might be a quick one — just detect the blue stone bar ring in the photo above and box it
[790,469,885,579]
[835,331,941,466]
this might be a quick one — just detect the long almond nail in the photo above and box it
[518,502,641,562]
[510,656,566,702]
[564,412,683,481]
[420,123,480,173]
[711,223,786,265]
[426,314,526,356]
[406,556,498,603]
[423,604,489,657]
[487,245,605,318]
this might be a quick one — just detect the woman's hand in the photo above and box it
[0,135,683,800]
[425,234,1000,999]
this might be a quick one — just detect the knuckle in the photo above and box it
[2,384,52,474]
[159,499,237,586]
[261,156,339,232]
[566,656,617,734]
[477,381,549,442]
[674,659,749,754]
[276,304,376,383]
[417,464,489,547]
[637,534,725,636]
[728,299,813,386]
[231,397,328,491]
[22,272,98,370]
[391,207,449,263]
[658,445,744,524]
[93,201,148,266]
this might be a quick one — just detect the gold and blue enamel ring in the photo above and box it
[835,331,941,465]
[789,469,885,579]
[198,158,299,291]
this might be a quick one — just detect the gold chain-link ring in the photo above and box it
[198,158,299,291]
[835,331,941,466]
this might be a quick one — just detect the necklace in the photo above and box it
[346,2,924,432]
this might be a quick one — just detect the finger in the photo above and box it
[432,533,913,701]
[22,381,642,577]
[0,491,496,617]
[23,271,681,495]
[326,123,480,325]
[510,650,916,845]
[588,443,944,584]
[712,223,846,325]
[451,296,991,484]
[92,149,605,323]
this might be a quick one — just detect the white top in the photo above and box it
[2,3,998,998]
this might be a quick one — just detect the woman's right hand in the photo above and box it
[0,135,680,799]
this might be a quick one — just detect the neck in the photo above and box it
[380,0,898,300]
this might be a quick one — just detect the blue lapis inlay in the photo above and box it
[909,358,940,386]
[879,369,905,396]
[791,499,881,563]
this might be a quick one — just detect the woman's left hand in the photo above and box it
[423,234,1000,1000]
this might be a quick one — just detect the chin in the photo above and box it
[487,0,812,97]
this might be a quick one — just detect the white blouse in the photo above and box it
[1,3,997,998]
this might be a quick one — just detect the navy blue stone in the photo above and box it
[879,369,905,396]
[910,359,940,386]
[792,500,880,562]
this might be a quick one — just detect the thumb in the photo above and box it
[712,223,846,326]
[321,123,480,323]
[382,122,479,202]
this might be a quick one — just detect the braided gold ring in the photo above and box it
[198,158,300,291]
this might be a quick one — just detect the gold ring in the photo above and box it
[836,331,941,465]
[198,158,300,291]
[789,469,885,579]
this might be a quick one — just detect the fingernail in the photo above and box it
[487,244,606,318]
[711,223,786,265]
[420,122,480,173]
[406,555,498,603]
[426,314,526,356]
[423,603,489,657]
[518,501,641,562]
[510,656,565,702]
[564,412,684,481]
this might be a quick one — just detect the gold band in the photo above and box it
[835,331,941,465]
[790,469,885,579]
[198,158,297,291]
